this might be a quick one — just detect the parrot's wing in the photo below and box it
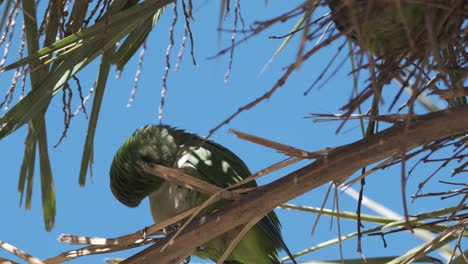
[176,136,297,264]
[257,214,297,264]
[176,137,253,187]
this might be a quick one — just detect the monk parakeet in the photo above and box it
[328,0,426,56]
[110,125,297,264]
[328,0,464,58]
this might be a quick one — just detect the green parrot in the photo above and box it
[328,0,464,57]
[110,125,297,264]
[328,0,425,56]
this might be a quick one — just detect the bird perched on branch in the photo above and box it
[110,125,296,264]
[328,0,464,58]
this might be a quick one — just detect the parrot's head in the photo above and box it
[110,125,187,207]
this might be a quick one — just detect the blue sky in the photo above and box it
[0,1,456,263]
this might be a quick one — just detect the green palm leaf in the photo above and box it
[1,0,173,230]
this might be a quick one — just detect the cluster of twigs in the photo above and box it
[211,0,467,134]
[0,0,467,263]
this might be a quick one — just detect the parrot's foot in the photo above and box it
[182,256,191,264]
[140,226,148,240]
[197,244,206,251]
[161,224,179,236]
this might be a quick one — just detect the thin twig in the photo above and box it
[216,215,263,264]
[143,163,241,200]
[159,1,178,124]
[230,129,328,158]
[0,240,43,264]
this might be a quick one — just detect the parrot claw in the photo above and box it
[182,256,191,264]
[161,223,180,236]
[140,226,148,239]
[197,244,206,251]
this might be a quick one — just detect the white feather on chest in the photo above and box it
[148,181,202,224]
[148,146,208,224]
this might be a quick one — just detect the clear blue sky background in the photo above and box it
[0,1,455,263]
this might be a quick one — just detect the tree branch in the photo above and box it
[123,105,468,264]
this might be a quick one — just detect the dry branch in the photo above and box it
[230,129,329,158]
[0,240,43,264]
[123,105,468,263]
[43,204,204,263]
[0,257,19,264]
[143,163,241,200]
